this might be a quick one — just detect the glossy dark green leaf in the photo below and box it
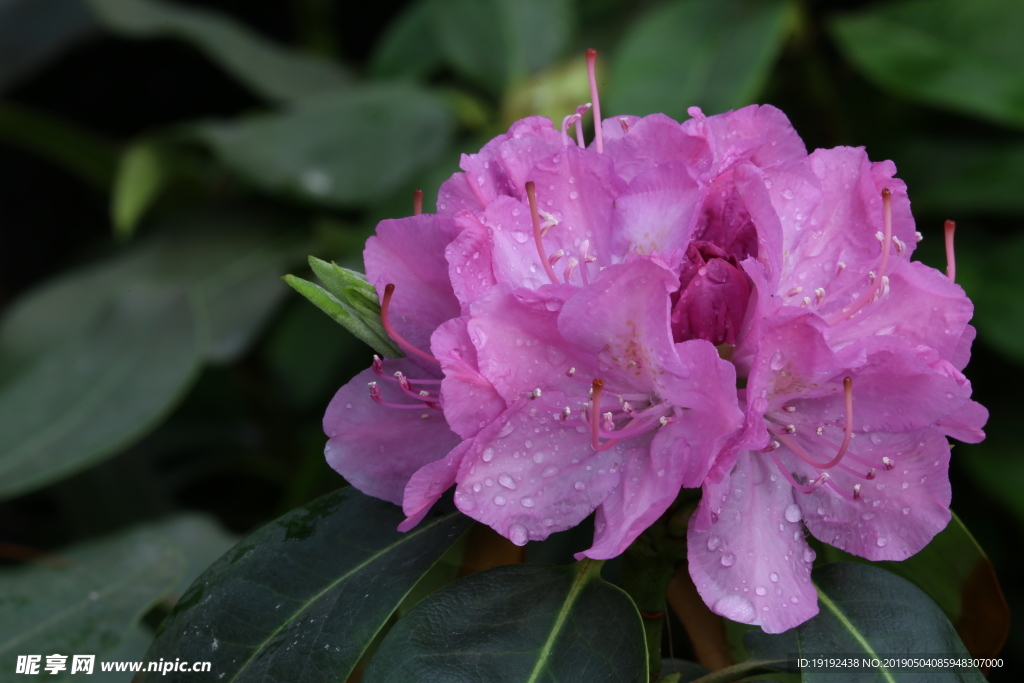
[137,487,471,683]
[799,563,984,682]
[830,0,1024,129]
[956,232,1024,364]
[86,0,349,103]
[812,513,1009,661]
[688,628,796,683]
[363,561,648,683]
[198,85,454,207]
[0,0,96,92]
[889,139,1024,215]
[369,0,444,81]
[430,0,572,94]
[607,0,792,120]
[0,285,202,500]
[0,526,185,666]
[0,102,116,190]
[0,211,304,498]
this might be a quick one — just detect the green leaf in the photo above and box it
[86,0,349,103]
[363,561,648,682]
[0,0,96,92]
[283,275,401,359]
[197,85,454,207]
[112,139,170,238]
[0,102,116,190]
[688,628,796,683]
[137,487,471,683]
[0,525,185,667]
[813,514,1009,662]
[431,0,572,94]
[830,0,1024,130]
[798,563,984,681]
[956,231,1024,364]
[0,285,203,500]
[369,0,444,81]
[607,0,793,120]
[890,139,1024,215]
[0,210,305,498]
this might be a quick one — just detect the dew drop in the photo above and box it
[876,537,888,547]
[707,536,721,551]
[498,473,517,490]
[784,504,802,523]
[509,523,528,546]
[803,548,816,563]
[713,594,755,623]
[521,497,535,508]
[493,495,506,506]
[770,572,779,583]
[755,586,767,596]
[720,552,736,567]
[902,506,911,515]
[482,448,495,462]
[574,481,586,491]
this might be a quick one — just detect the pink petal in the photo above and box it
[364,213,461,356]
[610,163,704,257]
[468,283,595,403]
[558,258,682,395]
[935,400,987,443]
[603,113,711,183]
[431,316,506,439]
[453,391,625,545]
[400,440,472,530]
[323,360,460,505]
[828,261,974,364]
[685,104,807,176]
[792,428,952,561]
[687,452,819,633]
[447,211,497,312]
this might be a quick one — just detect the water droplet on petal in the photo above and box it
[784,504,802,523]
[482,448,495,462]
[803,548,816,563]
[707,536,721,551]
[509,523,528,546]
[876,537,888,547]
[493,495,506,506]
[770,572,779,583]
[574,481,586,491]
[498,473,517,490]
[755,586,767,596]
[521,497,535,507]
[720,552,736,567]
[713,594,755,623]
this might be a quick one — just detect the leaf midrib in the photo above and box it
[814,583,897,683]
[227,511,459,682]
[524,562,597,683]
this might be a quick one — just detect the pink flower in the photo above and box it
[320,53,985,633]
[685,145,987,633]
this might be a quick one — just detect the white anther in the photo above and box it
[549,249,565,265]
[530,388,542,399]
[882,456,895,470]
[783,405,796,412]
[815,287,826,304]
[619,117,631,133]
[801,296,811,307]
[421,413,430,419]
[817,472,831,484]
[565,257,579,281]
[769,440,781,451]
[566,367,576,377]
[368,381,378,388]
[816,426,824,436]
[892,236,906,256]
[915,231,924,242]
[659,416,670,426]
[853,483,862,500]
[419,390,430,397]
[836,261,846,275]
[868,270,876,284]
[787,286,804,297]
[602,412,614,430]
[622,402,634,414]
[875,231,885,243]
[785,424,797,434]
[561,406,571,420]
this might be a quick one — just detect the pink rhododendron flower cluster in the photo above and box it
[322,54,986,633]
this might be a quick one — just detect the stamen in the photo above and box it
[915,231,924,242]
[530,388,542,400]
[882,456,895,470]
[561,113,580,144]
[380,284,441,366]
[619,117,631,134]
[590,378,606,450]
[525,181,560,284]
[783,405,796,412]
[768,452,828,494]
[369,382,441,410]
[561,406,571,420]
[549,249,565,265]
[824,477,857,502]
[574,103,592,147]
[787,286,803,297]
[769,377,853,470]
[827,189,894,325]
[585,49,603,153]
[853,483,862,500]
[602,411,614,430]
[412,189,423,216]
[565,257,579,282]
[944,220,956,282]
[815,287,826,304]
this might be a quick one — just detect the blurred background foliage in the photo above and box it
[0,0,1021,678]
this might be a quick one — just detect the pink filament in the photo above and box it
[769,451,828,494]
[944,220,956,282]
[369,382,440,410]
[770,377,854,470]
[586,49,603,154]
[412,189,423,216]
[827,189,894,325]
[380,284,441,366]
[526,182,560,284]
